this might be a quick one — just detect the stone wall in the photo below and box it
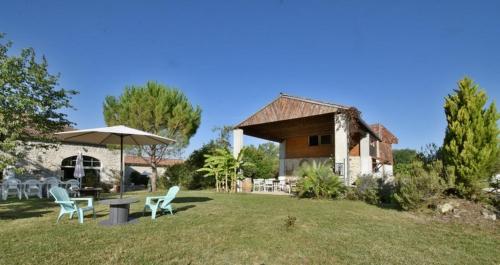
[15,142,121,184]
[348,156,361,185]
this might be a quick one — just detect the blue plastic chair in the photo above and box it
[143,186,180,219]
[49,187,95,224]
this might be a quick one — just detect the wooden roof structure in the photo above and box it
[236,94,380,142]
[369,124,399,144]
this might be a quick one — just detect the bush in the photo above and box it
[393,161,446,210]
[295,160,344,199]
[378,178,396,204]
[241,143,279,179]
[160,163,193,189]
[160,162,215,190]
[354,175,381,205]
[343,187,359,200]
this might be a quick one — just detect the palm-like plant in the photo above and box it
[198,148,252,193]
[197,154,224,192]
[228,149,253,193]
[296,160,344,199]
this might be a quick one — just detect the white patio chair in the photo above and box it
[64,179,80,197]
[253,179,263,192]
[23,179,42,199]
[45,178,61,199]
[278,176,287,191]
[287,180,297,194]
[264,179,274,192]
[2,178,22,200]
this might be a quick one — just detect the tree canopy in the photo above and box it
[103,81,201,191]
[241,142,279,179]
[0,34,76,173]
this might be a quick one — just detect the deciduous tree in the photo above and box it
[0,34,76,173]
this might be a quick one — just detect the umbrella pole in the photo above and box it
[120,135,124,199]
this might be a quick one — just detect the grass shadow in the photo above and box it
[128,204,196,220]
[175,204,196,213]
[0,198,57,220]
[377,202,401,210]
[173,197,212,203]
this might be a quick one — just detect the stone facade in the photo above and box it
[348,156,361,184]
[15,142,121,184]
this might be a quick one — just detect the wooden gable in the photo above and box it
[237,95,342,128]
[370,124,398,144]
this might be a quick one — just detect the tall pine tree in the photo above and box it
[103,81,201,192]
[442,77,499,198]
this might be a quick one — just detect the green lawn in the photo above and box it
[0,190,498,265]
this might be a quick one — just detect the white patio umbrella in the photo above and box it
[74,151,85,186]
[55,125,175,198]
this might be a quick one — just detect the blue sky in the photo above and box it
[2,0,499,157]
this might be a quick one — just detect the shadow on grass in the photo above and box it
[0,198,56,220]
[129,205,196,220]
[173,197,213,203]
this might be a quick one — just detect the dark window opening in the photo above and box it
[320,135,332,145]
[309,135,319,146]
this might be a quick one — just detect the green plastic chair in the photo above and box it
[49,187,95,224]
[143,186,180,219]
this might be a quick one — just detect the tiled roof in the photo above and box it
[124,156,183,167]
[369,124,398,144]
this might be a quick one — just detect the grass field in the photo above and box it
[0,190,498,265]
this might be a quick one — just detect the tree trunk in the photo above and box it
[224,171,228,192]
[149,147,158,192]
[151,164,158,192]
[215,174,219,192]
[234,168,239,193]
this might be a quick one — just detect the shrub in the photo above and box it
[241,143,279,179]
[393,161,446,210]
[343,187,360,200]
[284,215,297,230]
[378,177,396,204]
[354,175,380,205]
[295,160,344,199]
[160,163,193,189]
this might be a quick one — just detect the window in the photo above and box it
[320,135,332,145]
[335,163,345,176]
[309,135,319,146]
[61,156,101,168]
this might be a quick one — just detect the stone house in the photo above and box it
[6,142,182,187]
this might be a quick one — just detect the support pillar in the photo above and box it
[334,114,349,185]
[279,140,286,176]
[360,133,372,175]
[232,129,243,158]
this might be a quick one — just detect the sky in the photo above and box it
[2,0,499,157]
